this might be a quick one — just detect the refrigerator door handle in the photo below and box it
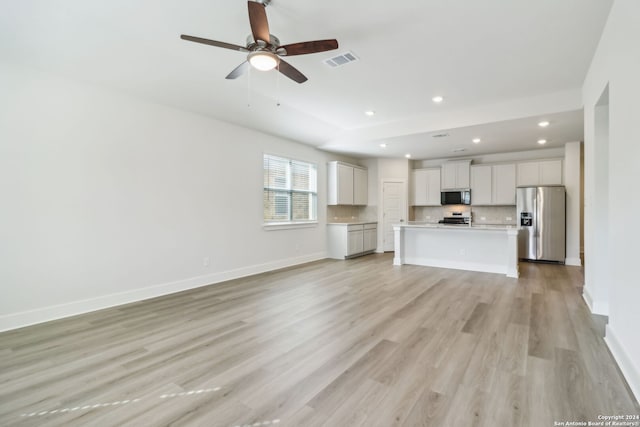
[534,189,540,259]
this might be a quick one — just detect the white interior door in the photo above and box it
[382,181,406,252]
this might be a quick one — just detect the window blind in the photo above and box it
[263,154,317,223]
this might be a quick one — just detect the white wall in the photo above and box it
[564,142,582,266]
[583,0,640,400]
[0,62,346,331]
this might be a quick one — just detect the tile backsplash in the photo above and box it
[327,205,377,222]
[328,204,516,225]
[410,206,444,223]
[471,206,517,225]
[412,205,517,225]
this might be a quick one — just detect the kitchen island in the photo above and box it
[393,222,519,278]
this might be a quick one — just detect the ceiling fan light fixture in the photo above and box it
[248,51,279,71]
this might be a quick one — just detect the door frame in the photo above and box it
[378,179,408,252]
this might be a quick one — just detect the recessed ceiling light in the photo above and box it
[405,154,412,158]
[379,143,387,148]
[537,139,547,145]
[538,121,550,127]
[365,110,375,116]
[432,96,444,103]
[472,138,481,144]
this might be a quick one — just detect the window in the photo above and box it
[263,154,317,224]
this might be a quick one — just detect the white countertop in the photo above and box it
[395,222,516,231]
[327,221,377,225]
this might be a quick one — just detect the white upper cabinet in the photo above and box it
[493,163,517,205]
[411,168,441,206]
[328,161,368,206]
[353,167,368,205]
[517,159,563,186]
[470,165,493,205]
[516,162,540,187]
[539,160,563,185]
[470,163,516,205]
[336,163,354,204]
[441,160,471,190]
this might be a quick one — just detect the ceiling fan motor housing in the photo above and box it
[246,34,281,51]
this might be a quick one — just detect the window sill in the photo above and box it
[263,221,318,231]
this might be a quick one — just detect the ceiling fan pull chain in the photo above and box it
[247,63,252,107]
[276,63,281,107]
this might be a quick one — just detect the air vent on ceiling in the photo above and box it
[324,51,359,68]
[452,148,467,153]
[432,133,450,138]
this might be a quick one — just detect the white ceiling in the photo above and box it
[0,0,612,159]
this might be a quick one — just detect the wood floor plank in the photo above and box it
[0,253,637,427]
[400,388,450,427]
[461,302,490,334]
[528,292,554,359]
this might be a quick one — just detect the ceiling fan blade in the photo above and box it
[277,59,308,84]
[248,1,270,44]
[180,35,248,52]
[226,61,249,79]
[279,39,339,56]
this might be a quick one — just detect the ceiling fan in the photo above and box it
[181,0,339,84]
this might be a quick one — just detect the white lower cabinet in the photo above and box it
[347,229,364,256]
[363,224,377,252]
[328,223,377,259]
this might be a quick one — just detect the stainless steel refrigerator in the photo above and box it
[516,186,566,263]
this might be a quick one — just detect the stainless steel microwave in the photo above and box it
[441,190,471,205]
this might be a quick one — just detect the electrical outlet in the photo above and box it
[481,216,486,221]
[203,256,210,267]
[459,249,466,256]
[426,215,431,220]
[506,217,512,221]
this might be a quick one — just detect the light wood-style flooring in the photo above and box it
[1,254,638,426]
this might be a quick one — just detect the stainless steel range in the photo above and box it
[439,211,471,226]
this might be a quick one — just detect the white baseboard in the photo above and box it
[0,252,327,333]
[582,286,609,316]
[403,257,508,276]
[565,257,582,266]
[604,325,640,403]
[582,286,594,310]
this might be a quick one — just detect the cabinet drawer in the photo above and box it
[347,224,365,232]
[363,223,377,230]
